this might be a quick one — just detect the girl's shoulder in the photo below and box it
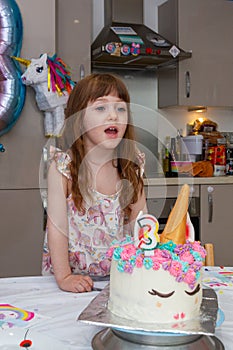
[49,146,72,180]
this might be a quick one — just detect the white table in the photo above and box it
[0,267,233,349]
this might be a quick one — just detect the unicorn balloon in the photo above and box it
[13,53,75,137]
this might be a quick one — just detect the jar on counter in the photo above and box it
[226,147,233,160]
[209,138,226,176]
[226,147,233,175]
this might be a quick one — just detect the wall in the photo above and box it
[18,0,56,57]
[92,0,233,139]
[0,0,55,190]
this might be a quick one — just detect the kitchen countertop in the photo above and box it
[144,176,233,186]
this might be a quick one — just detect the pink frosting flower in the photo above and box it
[198,247,207,259]
[191,241,201,251]
[183,268,196,284]
[169,261,182,277]
[152,260,160,270]
[153,249,171,264]
[106,246,114,258]
[135,255,143,268]
[180,251,194,264]
[120,244,137,260]
[192,241,206,259]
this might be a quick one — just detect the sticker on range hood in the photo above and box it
[111,26,137,35]
[118,35,144,44]
[111,26,144,44]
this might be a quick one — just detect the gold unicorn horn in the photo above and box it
[11,56,31,67]
[160,184,190,245]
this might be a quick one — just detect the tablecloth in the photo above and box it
[0,267,232,349]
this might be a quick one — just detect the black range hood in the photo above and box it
[92,0,191,71]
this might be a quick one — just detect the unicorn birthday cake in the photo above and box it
[107,184,206,324]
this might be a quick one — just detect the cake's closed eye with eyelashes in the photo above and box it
[106,184,207,324]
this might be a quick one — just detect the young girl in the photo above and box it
[42,73,147,293]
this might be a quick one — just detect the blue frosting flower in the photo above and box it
[143,257,153,269]
[192,251,203,261]
[171,252,179,261]
[160,241,176,252]
[113,247,123,260]
[129,255,136,265]
[136,248,143,256]
[180,261,189,272]
[117,260,126,272]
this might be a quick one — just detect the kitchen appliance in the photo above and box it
[92,0,191,70]
[181,135,203,162]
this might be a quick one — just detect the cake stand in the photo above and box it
[92,328,224,349]
[78,285,224,350]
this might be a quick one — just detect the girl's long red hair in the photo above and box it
[62,73,144,222]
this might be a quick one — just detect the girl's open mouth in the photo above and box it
[104,127,118,135]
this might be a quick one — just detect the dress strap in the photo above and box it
[136,148,145,177]
[49,146,72,180]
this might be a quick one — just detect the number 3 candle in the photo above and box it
[134,211,160,255]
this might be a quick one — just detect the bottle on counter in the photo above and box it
[162,136,171,177]
[162,136,179,177]
[171,137,178,162]
[226,147,233,175]
[176,129,183,161]
[170,137,179,177]
[226,159,233,175]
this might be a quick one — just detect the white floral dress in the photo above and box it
[42,150,144,277]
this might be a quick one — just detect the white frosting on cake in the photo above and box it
[108,260,202,324]
[107,186,206,324]
[106,236,206,324]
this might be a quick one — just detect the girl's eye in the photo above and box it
[116,103,127,112]
[95,106,105,111]
[117,106,126,112]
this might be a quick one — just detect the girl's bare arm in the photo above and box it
[47,160,93,292]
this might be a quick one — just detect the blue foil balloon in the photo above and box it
[0,0,25,136]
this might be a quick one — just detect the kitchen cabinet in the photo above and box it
[0,97,46,277]
[158,0,233,108]
[0,189,44,277]
[200,184,233,266]
[56,0,92,82]
[0,0,53,277]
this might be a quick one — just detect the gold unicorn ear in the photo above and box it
[160,184,190,245]
[11,56,31,67]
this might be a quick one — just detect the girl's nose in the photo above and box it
[107,105,118,120]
